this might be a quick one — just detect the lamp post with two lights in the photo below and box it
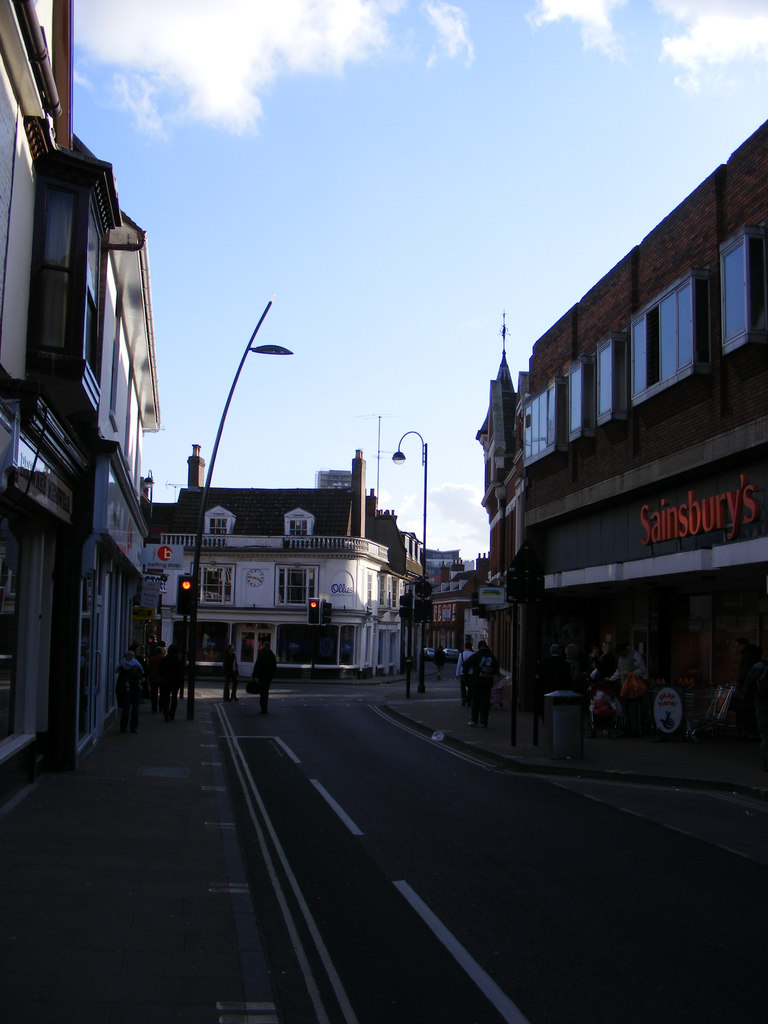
[186,299,292,719]
[392,430,428,694]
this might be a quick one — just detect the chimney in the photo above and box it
[187,445,205,489]
[351,450,366,537]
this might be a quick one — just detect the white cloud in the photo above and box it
[527,0,627,59]
[654,1,768,91]
[422,2,475,68]
[74,0,474,135]
[74,0,405,134]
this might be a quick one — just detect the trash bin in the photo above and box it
[544,690,584,759]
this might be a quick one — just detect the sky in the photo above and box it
[71,0,768,561]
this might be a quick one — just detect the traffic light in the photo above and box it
[176,574,194,616]
[307,598,321,624]
[414,597,433,623]
[399,593,413,619]
[321,600,332,624]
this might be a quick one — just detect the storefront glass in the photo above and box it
[673,594,712,687]
[0,522,16,739]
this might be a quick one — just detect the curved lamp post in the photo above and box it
[187,299,292,719]
[392,430,428,694]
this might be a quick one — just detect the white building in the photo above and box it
[149,449,419,680]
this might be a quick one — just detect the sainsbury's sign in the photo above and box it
[640,473,759,546]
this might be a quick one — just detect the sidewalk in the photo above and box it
[0,687,275,1024]
[381,678,768,800]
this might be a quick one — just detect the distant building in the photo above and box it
[315,469,352,489]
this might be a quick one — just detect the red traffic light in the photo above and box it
[307,598,321,624]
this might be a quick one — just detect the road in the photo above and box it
[216,680,768,1024]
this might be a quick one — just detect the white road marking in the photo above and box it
[393,880,531,1024]
[310,779,364,835]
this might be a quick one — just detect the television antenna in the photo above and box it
[356,413,395,497]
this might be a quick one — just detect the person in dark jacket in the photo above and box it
[223,643,239,702]
[465,640,498,728]
[116,650,144,734]
[252,641,277,714]
[158,644,185,722]
[536,644,573,723]
[433,646,446,680]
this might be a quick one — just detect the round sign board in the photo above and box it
[653,687,683,733]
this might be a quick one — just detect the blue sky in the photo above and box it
[72,0,768,560]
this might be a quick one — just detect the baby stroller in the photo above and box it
[586,681,623,738]
[490,675,511,709]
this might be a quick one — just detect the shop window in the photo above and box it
[721,229,767,352]
[277,566,316,605]
[596,333,627,425]
[568,357,595,440]
[632,274,710,402]
[523,378,567,463]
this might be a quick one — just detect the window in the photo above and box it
[284,508,315,537]
[205,507,234,536]
[721,229,767,352]
[523,379,566,462]
[37,187,76,350]
[84,206,100,366]
[597,333,627,424]
[632,275,709,400]
[568,357,595,440]
[277,567,317,605]
[202,566,232,604]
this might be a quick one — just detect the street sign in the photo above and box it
[142,544,185,570]
[132,606,156,621]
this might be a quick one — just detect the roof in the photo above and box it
[156,487,355,537]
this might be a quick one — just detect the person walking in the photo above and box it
[116,649,144,734]
[455,639,474,706]
[158,644,185,722]
[252,640,277,715]
[223,643,239,702]
[433,646,446,680]
[465,640,498,728]
[147,640,166,713]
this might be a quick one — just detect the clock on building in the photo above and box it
[246,569,265,587]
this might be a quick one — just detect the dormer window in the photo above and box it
[284,508,315,537]
[205,506,235,536]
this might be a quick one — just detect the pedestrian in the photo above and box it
[116,649,144,734]
[147,640,166,712]
[433,646,446,680]
[735,637,762,737]
[611,641,649,736]
[465,639,498,728]
[751,659,768,771]
[223,643,239,702]
[456,639,474,706]
[536,643,572,720]
[251,640,277,714]
[158,644,185,722]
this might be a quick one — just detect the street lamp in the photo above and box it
[392,430,428,694]
[187,299,292,719]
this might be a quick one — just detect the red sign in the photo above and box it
[640,473,759,546]
[157,545,173,562]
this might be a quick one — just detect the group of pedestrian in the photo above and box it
[222,640,277,714]
[453,638,499,729]
[115,635,185,732]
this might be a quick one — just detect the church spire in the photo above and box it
[497,311,513,388]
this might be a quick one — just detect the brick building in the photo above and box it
[514,117,768,701]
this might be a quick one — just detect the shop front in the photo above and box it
[540,464,768,692]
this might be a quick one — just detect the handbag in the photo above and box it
[620,672,647,699]
[245,678,259,695]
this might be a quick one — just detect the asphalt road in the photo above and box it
[216,683,768,1024]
